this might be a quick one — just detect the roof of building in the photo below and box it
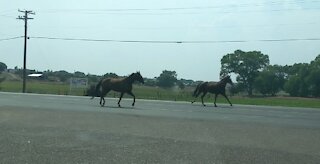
[28,73,43,77]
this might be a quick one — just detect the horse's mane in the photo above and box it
[128,73,135,77]
[124,72,142,83]
[220,76,230,82]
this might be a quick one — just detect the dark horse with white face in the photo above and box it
[92,72,144,107]
[191,76,233,107]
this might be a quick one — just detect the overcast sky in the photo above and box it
[1,0,320,81]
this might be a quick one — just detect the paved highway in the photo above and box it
[0,92,320,163]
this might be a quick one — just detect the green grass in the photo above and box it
[1,81,319,108]
[0,81,86,96]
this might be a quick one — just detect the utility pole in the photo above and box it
[17,10,35,93]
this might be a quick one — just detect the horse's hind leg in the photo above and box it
[100,89,109,107]
[127,91,136,106]
[118,92,124,107]
[191,96,195,103]
[191,91,202,104]
[191,93,198,104]
[201,92,207,106]
[99,96,105,106]
[100,97,105,107]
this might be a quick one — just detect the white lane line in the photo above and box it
[158,108,169,111]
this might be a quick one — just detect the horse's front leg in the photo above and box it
[118,93,124,107]
[201,92,207,106]
[214,94,218,107]
[222,93,232,106]
[127,91,136,106]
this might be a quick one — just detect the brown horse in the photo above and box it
[92,72,144,107]
[191,76,233,107]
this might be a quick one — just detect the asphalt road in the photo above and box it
[0,92,320,164]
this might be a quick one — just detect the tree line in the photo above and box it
[221,50,320,97]
[1,50,319,97]
[0,64,188,89]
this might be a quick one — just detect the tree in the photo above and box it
[254,65,286,96]
[284,63,310,97]
[157,70,177,88]
[53,70,72,82]
[228,83,246,96]
[144,78,157,86]
[0,62,7,73]
[103,72,118,78]
[74,71,86,78]
[308,54,320,97]
[306,69,320,97]
[87,74,100,83]
[177,80,185,90]
[220,50,269,96]
[284,75,301,96]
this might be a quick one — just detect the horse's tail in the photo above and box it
[191,82,208,104]
[191,83,202,104]
[193,83,202,97]
[193,82,208,97]
[91,79,102,99]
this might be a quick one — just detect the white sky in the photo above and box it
[1,0,320,81]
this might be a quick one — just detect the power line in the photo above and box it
[29,36,320,44]
[29,36,185,43]
[38,0,320,13]
[38,7,320,16]
[0,14,16,18]
[32,0,320,17]
[0,36,23,42]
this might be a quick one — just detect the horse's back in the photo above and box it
[102,77,130,92]
[207,82,225,93]
[207,82,218,86]
[197,81,209,92]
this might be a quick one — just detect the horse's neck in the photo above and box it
[218,80,227,88]
[124,76,135,84]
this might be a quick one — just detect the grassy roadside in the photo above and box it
[1,81,319,108]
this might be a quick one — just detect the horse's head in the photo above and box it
[133,71,144,84]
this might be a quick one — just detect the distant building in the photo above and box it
[7,69,16,73]
[28,73,43,78]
